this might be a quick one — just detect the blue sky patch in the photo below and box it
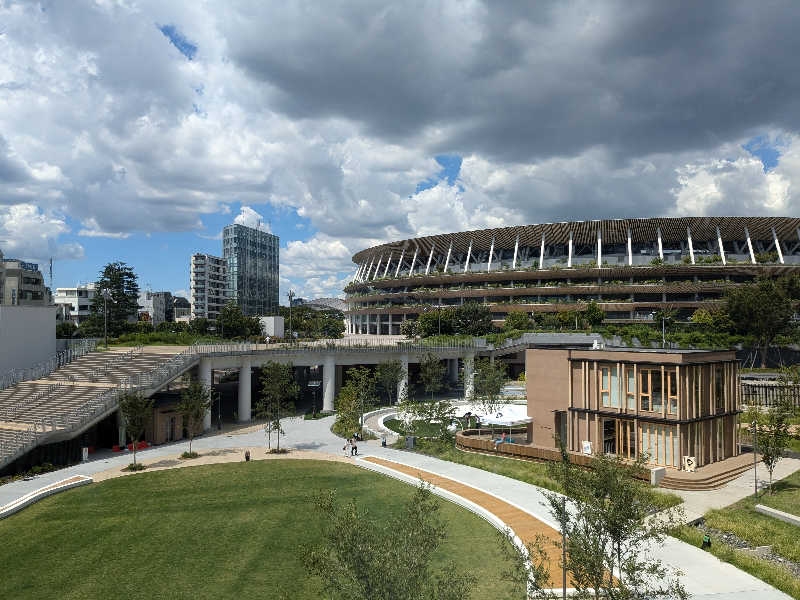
[415,154,462,193]
[743,135,781,172]
[158,24,197,60]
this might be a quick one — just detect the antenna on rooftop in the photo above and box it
[49,257,53,291]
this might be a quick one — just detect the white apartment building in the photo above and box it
[190,253,228,321]
[54,283,96,325]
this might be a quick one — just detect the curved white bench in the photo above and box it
[0,475,92,520]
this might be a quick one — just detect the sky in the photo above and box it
[2,1,800,303]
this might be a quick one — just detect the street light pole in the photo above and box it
[752,419,759,497]
[288,289,295,341]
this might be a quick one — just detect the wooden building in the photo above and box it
[526,348,741,469]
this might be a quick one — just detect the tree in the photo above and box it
[556,310,578,330]
[302,483,475,600]
[188,318,210,335]
[177,380,212,456]
[375,360,404,406]
[218,301,261,339]
[452,302,493,336]
[118,391,153,468]
[333,366,377,438]
[418,353,445,402]
[473,357,507,415]
[745,366,798,494]
[56,321,77,339]
[503,311,532,332]
[418,308,455,337]
[726,277,797,368]
[277,306,345,339]
[256,361,299,452]
[399,318,419,339]
[583,300,605,328]
[83,262,140,337]
[504,452,687,600]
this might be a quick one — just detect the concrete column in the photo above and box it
[425,245,435,275]
[463,353,475,400]
[539,231,546,270]
[397,354,409,403]
[512,234,520,269]
[383,253,392,278]
[597,228,602,266]
[716,226,726,265]
[200,358,212,430]
[744,226,756,264]
[567,231,573,267]
[627,227,633,266]
[322,354,336,412]
[464,239,473,273]
[772,227,785,264]
[443,241,453,273]
[487,236,495,272]
[238,358,252,422]
[117,409,126,448]
[448,358,458,384]
[687,227,695,264]
[657,227,664,260]
[409,248,418,276]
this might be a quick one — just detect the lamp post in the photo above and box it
[650,311,666,347]
[101,289,113,349]
[288,289,295,341]
[752,419,759,497]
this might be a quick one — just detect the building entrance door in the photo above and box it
[166,416,176,442]
[603,419,616,454]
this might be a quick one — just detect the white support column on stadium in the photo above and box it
[383,253,392,278]
[487,236,495,272]
[373,255,383,280]
[409,248,418,276]
[322,354,336,412]
[394,248,405,278]
[716,226,726,265]
[464,239,473,273]
[397,354,409,403]
[365,256,375,281]
[687,227,695,264]
[744,227,756,264]
[621,229,631,267]
[567,231,573,268]
[200,358,212,430]
[355,262,365,282]
[238,358,251,422]
[772,227,785,264]
[425,245,435,275]
[443,241,453,273]
[463,353,475,400]
[512,234,520,269]
[597,229,602,267]
[539,232,546,270]
[657,227,664,260]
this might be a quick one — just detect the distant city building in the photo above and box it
[290,297,307,307]
[173,296,191,319]
[223,223,279,316]
[190,253,228,322]
[0,251,48,306]
[54,283,96,325]
[139,291,174,326]
[299,297,347,312]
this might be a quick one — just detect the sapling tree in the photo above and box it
[419,353,445,403]
[473,357,507,416]
[177,379,212,456]
[375,360,404,406]
[118,391,153,469]
[257,361,299,452]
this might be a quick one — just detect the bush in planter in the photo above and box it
[123,463,147,472]
[180,451,199,459]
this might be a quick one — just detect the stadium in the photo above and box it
[344,216,800,335]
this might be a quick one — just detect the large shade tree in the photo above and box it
[82,262,140,337]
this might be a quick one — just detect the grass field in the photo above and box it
[0,460,521,600]
[398,438,683,511]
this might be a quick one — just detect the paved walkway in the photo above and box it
[0,415,793,599]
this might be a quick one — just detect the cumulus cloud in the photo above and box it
[2,1,800,299]
[233,206,270,231]
[0,205,84,262]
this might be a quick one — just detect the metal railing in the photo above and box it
[0,339,97,390]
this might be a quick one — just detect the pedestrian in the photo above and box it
[343,438,351,457]
[244,450,251,462]
[352,437,358,456]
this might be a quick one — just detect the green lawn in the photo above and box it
[703,470,800,563]
[398,438,683,511]
[0,460,520,600]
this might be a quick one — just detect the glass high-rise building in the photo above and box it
[222,223,279,316]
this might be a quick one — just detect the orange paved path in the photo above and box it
[362,456,572,588]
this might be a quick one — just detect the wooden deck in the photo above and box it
[362,456,573,589]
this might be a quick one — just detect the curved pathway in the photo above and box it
[0,415,791,599]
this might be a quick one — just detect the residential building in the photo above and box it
[138,291,174,326]
[0,305,57,374]
[345,216,800,334]
[526,347,741,469]
[54,283,96,325]
[223,223,279,317]
[190,253,228,321]
[0,254,48,307]
[173,296,190,319]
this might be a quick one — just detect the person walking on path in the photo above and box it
[351,437,358,456]
[343,439,351,457]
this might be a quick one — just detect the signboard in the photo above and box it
[581,440,592,455]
